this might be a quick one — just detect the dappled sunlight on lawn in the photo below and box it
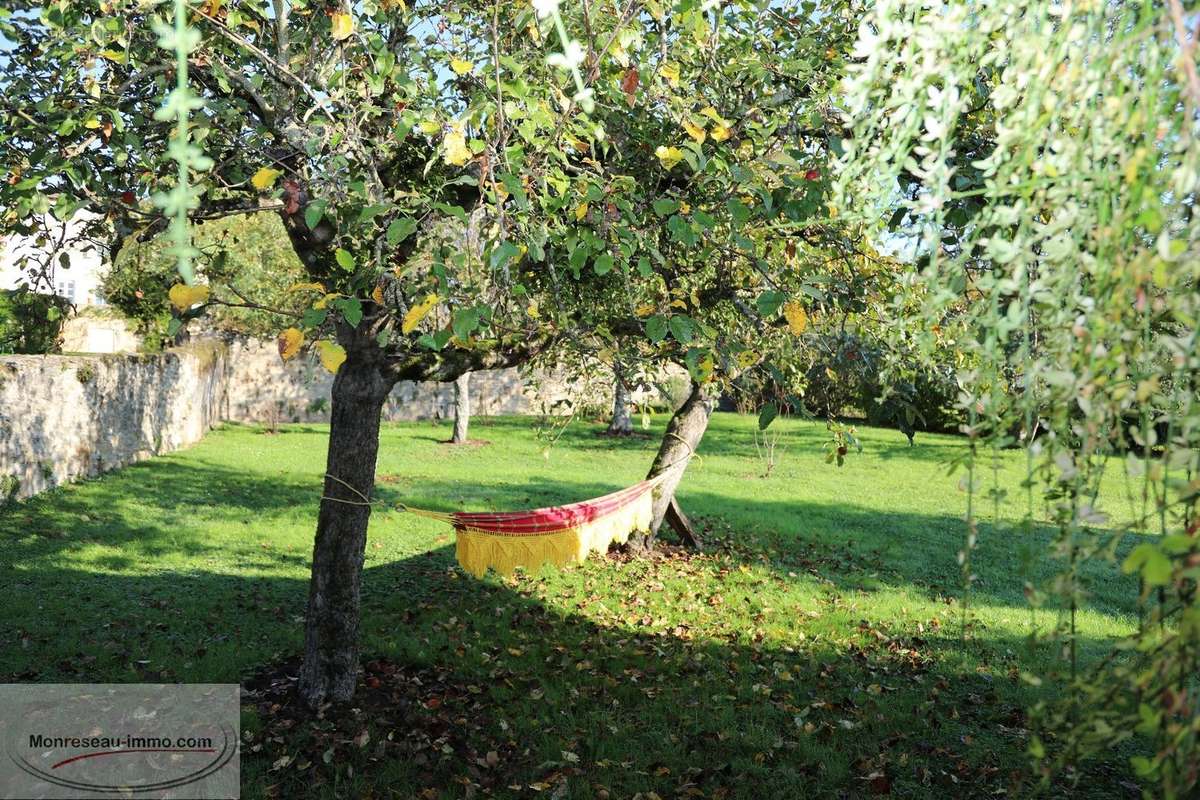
[0,415,1149,797]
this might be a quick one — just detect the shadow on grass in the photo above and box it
[0,445,1144,798]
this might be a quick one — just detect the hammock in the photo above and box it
[400,474,668,577]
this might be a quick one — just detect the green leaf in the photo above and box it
[756,290,786,317]
[302,308,329,328]
[451,307,479,340]
[386,217,417,246]
[652,199,679,217]
[593,254,614,275]
[491,241,522,270]
[636,256,653,277]
[304,201,326,230]
[338,296,363,328]
[646,315,668,343]
[727,198,751,226]
[568,245,589,276]
[358,203,390,223]
[758,402,779,430]
[669,315,695,344]
[334,249,355,270]
[1122,543,1172,587]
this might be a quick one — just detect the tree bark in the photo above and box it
[635,381,713,550]
[606,362,634,436]
[299,352,393,707]
[451,372,471,444]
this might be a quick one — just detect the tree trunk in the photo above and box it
[299,355,393,708]
[451,373,471,444]
[636,381,713,550]
[606,362,634,436]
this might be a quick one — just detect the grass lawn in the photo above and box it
[0,414,1149,798]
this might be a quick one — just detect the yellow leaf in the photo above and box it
[402,293,439,334]
[737,349,758,368]
[419,118,442,136]
[670,298,688,309]
[711,124,731,142]
[317,341,347,374]
[314,292,339,310]
[660,62,680,88]
[168,283,210,311]
[277,328,303,361]
[700,106,724,123]
[330,11,354,41]
[783,301,808,335]
[682,119,706,144]
[443,130,472,166]
[575,202,589,221]
[635,303,655,318]
[450,58,474,75]
[526,300,539,319]
[679,201,691,214]
[251,167,281,191]
[371,284,385,305]
[287,281,325,293]
[655,145,684,170]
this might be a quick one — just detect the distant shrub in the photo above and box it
[103,212,307,349]
[0,289,70,354]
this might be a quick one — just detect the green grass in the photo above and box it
[0,414,1150,798]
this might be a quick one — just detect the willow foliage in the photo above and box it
[837,0,1200,793]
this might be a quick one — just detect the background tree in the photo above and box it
[450,372,470,445]
[605,359,634,436]
[103,211,308,348]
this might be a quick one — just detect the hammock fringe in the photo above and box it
[454,487,655,577]
[402,476,663,578]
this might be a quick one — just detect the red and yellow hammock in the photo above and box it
[402,475,665,577]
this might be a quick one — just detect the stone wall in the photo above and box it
[222,337,621,425]
[1,337,685,501]
[0,343,227,500]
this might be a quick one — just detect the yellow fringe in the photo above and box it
[453,489,655,578]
